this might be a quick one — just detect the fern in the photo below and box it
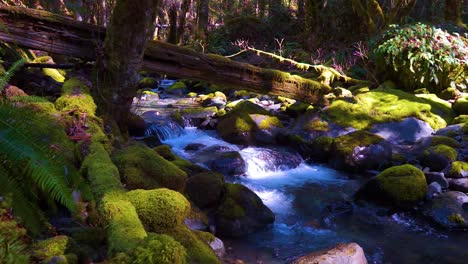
[0,236,30,264]
[0,59,26,91]
[0,102,80,233]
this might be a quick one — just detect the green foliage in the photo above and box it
[0,102,80,233]
[0,59,26,91]
[31,235,77,264]
[0,201,30,264]
[373,23,468,93]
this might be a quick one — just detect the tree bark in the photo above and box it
[177,0,191,44]
[445,0,465,26]
[96,0,161,133]
[196,0,209,38]
[0,5,331,105]
[168,3,178,44]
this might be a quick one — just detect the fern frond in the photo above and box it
[0,236,30,264]
[0,164,45,234]
[0,58,26,91]
[0,103,77,212]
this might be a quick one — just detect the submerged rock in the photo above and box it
[422,191,468,229]
[214,183,274,237]
[292,243,368,264]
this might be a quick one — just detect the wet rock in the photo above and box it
[426,182,442,200]
[370,117,434,144]
[424,172,449,189]
[422,191,468,229]
[435,124,464,138]
[243,147,302,171]
[444,161,468,178]
[127,113,147,137]
[185,143,206,152]
[210,237,226,258]
[186,172,225,209]
[420,145,458,172]
[209,151,246,176]
[215,183,274,237]
[329,130,392,172]
[448,178,468,193]
[292,243,368,264]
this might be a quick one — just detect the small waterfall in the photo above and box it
[145,121,185,141]
[240,147,303,179]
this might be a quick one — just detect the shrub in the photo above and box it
[373,23,468,93]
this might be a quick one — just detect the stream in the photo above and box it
[137,97,468,264]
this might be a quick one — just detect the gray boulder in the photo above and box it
[293,243,368,264]
[422,191,468,229]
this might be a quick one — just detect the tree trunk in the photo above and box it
[168,3,178,44]
[177,0,191,44]
[0,5,331,105]
[445,0,464,26]
[96,0,161,134]
[297,0,305,21]
[269,0,282,18]
[258,0,267,18]
[197,0,209,38]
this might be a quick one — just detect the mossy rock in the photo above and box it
[323,88,454,130]
[127,188,190,233]
[453,115,468,124]
[164,226,219,264]
[453,96,468,115]
[303,118,329,132]
[186,172,225,209]
[310,136,334,162]
[113,144,187,191]
[445,161,468,178]
[421,144,458,171]
[111,233,187,264]
[32,235,77,264]
[286,102,313,117]
[215,183,274,237]
[416,135,462,149]
[33,56,65,83]
[360,165,428,206]
[154,145,208,175]
[55,94,97,115]
[62,77,90,94]
[439,87,459,100]
[167,81,188,95]
[217,101,280,145]
[330,130,391,172]
[139,77,158,88]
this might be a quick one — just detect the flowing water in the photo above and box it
[151,124,468,264]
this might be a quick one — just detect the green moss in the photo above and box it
[55,94,97,115]
[127,188,190,233]
[428,136,461,148]
[186,172,225,208]
[62,77,90,95]
[113,144,187,192]
[447,161,468,178]
[154,145,177,161]
[323,88,455,130]
[193,230,215,244]
[304,118,329,132]
[165,226,219,264]
[439,87,459,100]
[453,115,468,124]
[32,236,76,264]
[332,130,384,157]
[33,56,65,83]
[448,213,465,224]
[375,164,428,205]
[81,141,147,254]
[139,77,158,88]
[424,144,458,161]
[188,92,198,98]
[453,96,468,115]
[168,81,187,91]
[252,114,283,130]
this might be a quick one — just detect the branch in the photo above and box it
[5,62,76,69]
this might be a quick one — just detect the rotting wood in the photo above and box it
[0,5,332,104]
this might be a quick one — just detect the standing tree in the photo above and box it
[177,0,191,44]
[197,0,210,38]
[95,0,161,134]
[445,0,465,27]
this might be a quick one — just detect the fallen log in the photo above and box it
[0,5,331,104]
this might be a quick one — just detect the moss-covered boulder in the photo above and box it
[154,145,207,175]
[422,191,468,229]
[359,165,428,206]
[167,81,188,95]
[127,188,190,233]
[420,144,458,171]
[113,144,187,191]
[139,77,158,88]
[31,235,77,264]
[215,183,274,237]
[55,94,97,115]
[322,88,454,130]
[111,233,187,264]
[453,96,468,115]
[186,172,225,209]
[445,161,468,178]
[329,130,392,172]
[217,101,282,145]
[415,135,461,149]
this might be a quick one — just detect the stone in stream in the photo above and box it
[422,191,468,229]
[191,145,247,176]
[214,183,274,237]
[444,161,468,178]
[370,117,434,144]
[426,182,442,200]
[448,178,468,193]
[292,243,368,264]
[424,172,449,189]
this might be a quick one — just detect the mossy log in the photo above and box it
[0,5,330,104]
